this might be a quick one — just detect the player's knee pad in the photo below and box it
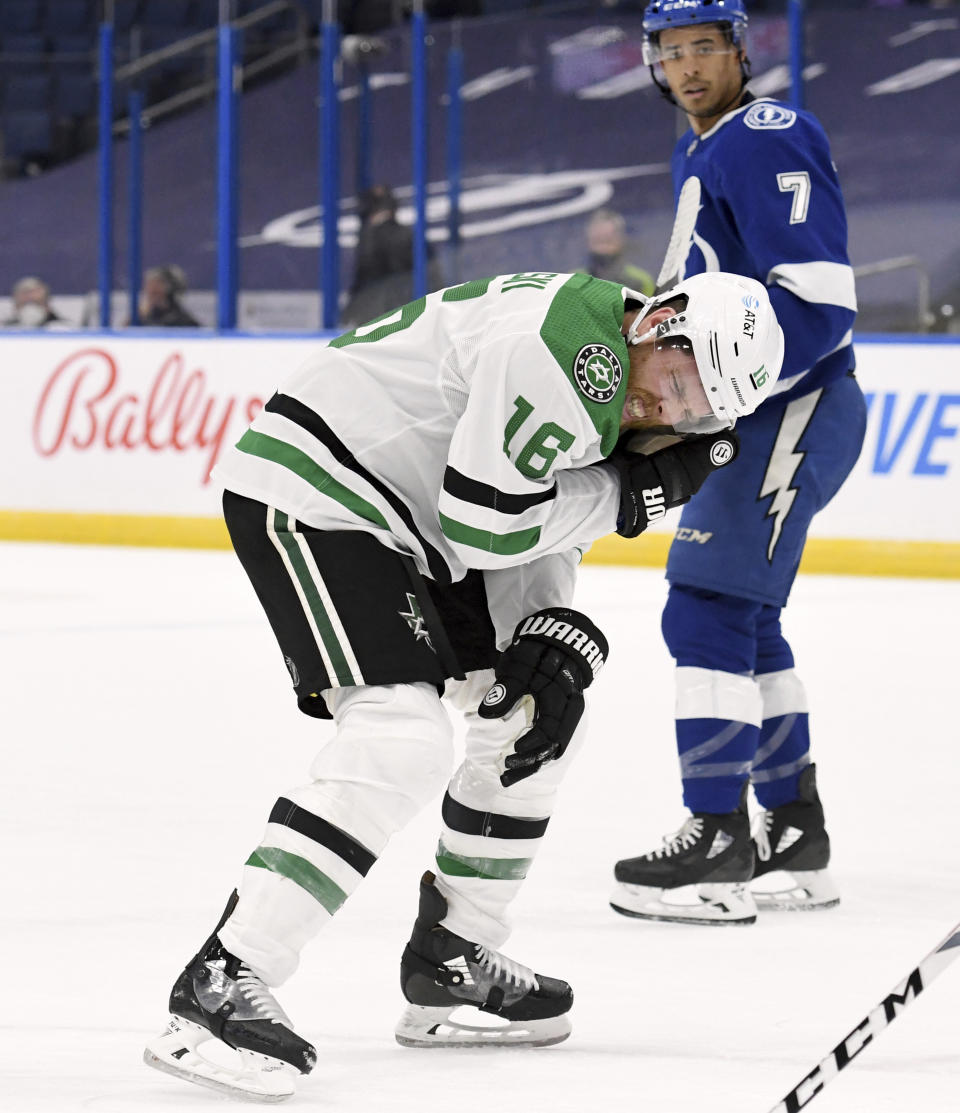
[451,701,589,818]
[675,666,762,726]
[662,584,762,673]
[756,668,808,718]
[304,682,454,847]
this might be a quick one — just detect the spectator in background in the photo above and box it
[3,276,64,328]
[582,208,656,296]
[139,265,200,327]
[342,184,442,327]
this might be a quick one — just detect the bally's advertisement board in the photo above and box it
[1,332,958,578]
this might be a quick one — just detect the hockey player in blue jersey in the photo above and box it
[611,0,867,925]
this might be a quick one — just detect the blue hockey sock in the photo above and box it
[751,668,811,809]
[679,714,759,813]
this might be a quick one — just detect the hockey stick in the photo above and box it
[767,920,960,1113]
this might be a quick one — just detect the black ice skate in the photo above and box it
[144,891,316,1103]
[611,784,757,925]
[751,763,840,912]
[395,871,573,1048]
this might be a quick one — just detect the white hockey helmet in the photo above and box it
[626,271,783,431]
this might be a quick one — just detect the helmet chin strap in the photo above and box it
[624,320,658,348]
[685,79,749,123]
[650,55,751,116]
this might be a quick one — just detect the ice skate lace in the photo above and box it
[235,965,294,1026]
[647,815,704,859]
[752,811,773,862]
[474,944,539,992]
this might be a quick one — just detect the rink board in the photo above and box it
[1,331,958,578]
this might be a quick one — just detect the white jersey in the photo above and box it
[214,272,628,608]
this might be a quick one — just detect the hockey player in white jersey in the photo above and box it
[610,0,866,927]
[144,269,782,1102]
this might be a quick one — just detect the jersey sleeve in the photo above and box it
[482,550,581,649]
[721,111,857,380]
[437,326,620,571]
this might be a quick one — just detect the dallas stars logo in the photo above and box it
[399,592,434,652]
[573,343,623,403]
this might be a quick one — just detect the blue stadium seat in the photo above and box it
[43,0,96,35]
[192,0,222,27]
[51,32,97,58]
[4,72,53,112]
[1,33,48,58]
[54,70,97,118]
[238,0,296,30]
[141,27,204,83]
[114,2,143,32]
[2,109,54,159]
[0,2,42,35]
[141,0,197,27]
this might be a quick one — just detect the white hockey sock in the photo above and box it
[222,682,453,985]
[435,672,588,948]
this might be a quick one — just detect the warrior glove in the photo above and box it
[609,430,739,539]
[478,608,608,787]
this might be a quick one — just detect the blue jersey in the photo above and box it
[658,97,857,403]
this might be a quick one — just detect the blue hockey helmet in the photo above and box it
[643,0,748,40]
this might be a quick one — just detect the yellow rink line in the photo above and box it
[2,510,959,580]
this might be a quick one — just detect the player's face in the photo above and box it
[621,324,715,434]
[655,25,743,133]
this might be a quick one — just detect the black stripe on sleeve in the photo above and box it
[268,797,377,875]
[442,466,557,515]
[264,392,453,584]
[441,791,550,841]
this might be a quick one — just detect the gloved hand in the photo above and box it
[478,608,608,787]
[609,429,739,538]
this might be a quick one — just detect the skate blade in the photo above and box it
[144,1016,297,1103]
[395,1004,571,1049]
[610,881,757,925]
[751,868,840,912]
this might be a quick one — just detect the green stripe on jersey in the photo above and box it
[329,296,427,347]
[539,273,629,456]
[439,512,540,556]
[435,840,532,881]
[236,431,389,529]
[269,513,357,685]
[246,847,348,914]
[442,277,494,302]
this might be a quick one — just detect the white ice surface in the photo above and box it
[2,541,958,1112]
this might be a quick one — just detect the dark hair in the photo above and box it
[358,184,397,221]
[146,265,188,297]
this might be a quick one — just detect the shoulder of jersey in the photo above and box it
[737,99,827,140]
[718,99,823,155]
[739,99,799,132]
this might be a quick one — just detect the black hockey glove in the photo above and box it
[609,430,739,539]
[478,608,609,787]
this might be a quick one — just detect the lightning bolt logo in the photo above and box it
[758,391,822,562]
